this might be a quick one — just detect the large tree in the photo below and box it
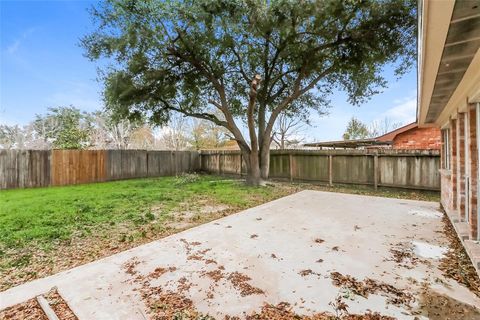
[82,0,416,185]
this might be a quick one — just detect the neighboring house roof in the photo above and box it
[304,122,417,149]
[375,122,417,142]
[303,138,388,149]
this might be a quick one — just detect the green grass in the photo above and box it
[0,174,277,250]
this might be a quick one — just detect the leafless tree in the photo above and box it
[0,125,27,149]
[129,126,155,149]
[272,113,306,149]
[90,112,140,149]
[155,113,190,150]
[369,117,403,137]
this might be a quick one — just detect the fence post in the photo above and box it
[328,154,333,186]
[217,152,221,175]
[197,151,201,172]
[239,153,243,176]
[289,152,294,182]
[373,153,379,190]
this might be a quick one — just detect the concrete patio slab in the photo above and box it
[1,190,480,319]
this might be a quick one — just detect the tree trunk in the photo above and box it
[245,74,265,186]
[245,150,264,186]
[259,146,270,180]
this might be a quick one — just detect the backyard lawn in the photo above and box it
[0,174,439,291]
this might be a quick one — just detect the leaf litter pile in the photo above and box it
[330,272,414,307]
[0,298,47,320]
[438,215,480,297]
[0,287,78,320]
[385,242,424,269]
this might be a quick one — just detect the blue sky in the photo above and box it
[0,0,417,142]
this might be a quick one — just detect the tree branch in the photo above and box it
[247,75,261,154]
[231,45,251,84]
[263,64,336,147]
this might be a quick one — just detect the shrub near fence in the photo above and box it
[199,149,441,191]
[0,149,200,190]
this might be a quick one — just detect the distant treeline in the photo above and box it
[0,106,230,151]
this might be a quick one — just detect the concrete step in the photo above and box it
[464,240,480,274]
[453,221,470,241]
[445,207,460,223]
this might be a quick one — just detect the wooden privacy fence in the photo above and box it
[1,149,440,191]
[200,149,441,191]
[0,149,200,189]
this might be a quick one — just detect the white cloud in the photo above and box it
[5,28,36,55]
[377,96,417,125]
[6,39,21,55]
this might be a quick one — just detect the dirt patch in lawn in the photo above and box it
[163,200,230,230]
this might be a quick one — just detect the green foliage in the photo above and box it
[342,117,370,140]
[82,0,416,135]
[33,106,93,149]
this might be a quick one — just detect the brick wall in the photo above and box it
[441,111,478,241]
[392,127,441,150]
